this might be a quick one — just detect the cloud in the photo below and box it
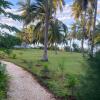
[97,0,100,15]
[0,8,23,34]
[1,0,100,35]
[56,1,100,27]
[56,2,74,26]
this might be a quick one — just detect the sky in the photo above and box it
[1,0,100,34]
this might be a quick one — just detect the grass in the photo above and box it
[0,49,100,100]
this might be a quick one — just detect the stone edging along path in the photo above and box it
[1,61,56,100]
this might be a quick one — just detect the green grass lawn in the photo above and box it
[7,49,88,75]
[0,49,100,100]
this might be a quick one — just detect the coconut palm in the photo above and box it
[72,0,88,56]
[49,18,68,54]
[19,0,65,61]
[42,0,65,61]
[72,0,98,56]
[90,0,98,57]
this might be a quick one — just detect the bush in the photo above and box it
[72,43,81,52]
[0,62,8,100]
[64,46,71,52]
[11,54,17,59]
[47,80,68,98]
[0,52,6,59]
[3,49,12,56]
[95,51,100,61]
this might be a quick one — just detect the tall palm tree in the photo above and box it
[42,0,65,61]
[72,0,98,56]
[90,0,98,57]
[49,18,68,54]
[72,0,88,56]
[19,0,65,61]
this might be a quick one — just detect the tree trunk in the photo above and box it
[42,0,49,61]
[55,42,58,54]
[90,0,97,57]
[70,38,72,52]
[81,38,84,56]
[81,11,86,56]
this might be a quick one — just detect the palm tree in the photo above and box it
[17,25,34,44]
[90,0,98,57]
[72,0,98,57]
[19,0,65,61]
[72,0,88,56]
[42,0,65,61]
[49,18,68,54]
[0,0,12,15]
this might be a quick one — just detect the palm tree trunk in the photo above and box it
[81,11,86,56]
[70,38,72,52]
[42,0,49,61]
[90,0,97,57]
[55,42,58,54]
[81,37,84,56]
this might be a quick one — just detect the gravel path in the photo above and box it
[1,61,56,100]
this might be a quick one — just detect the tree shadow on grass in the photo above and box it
[77,52,100,100]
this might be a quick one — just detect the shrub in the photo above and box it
[65,74,77,97]
[12,54,17,59]
[0,52,6,59]
[3,49,12,56]
[64,46,71,52]
[47,80,68,98]
[95,51,100,61]
[0,62,8,100]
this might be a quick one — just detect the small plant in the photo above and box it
[41,64,50,79]
[12,54,17,59]
[58,58,65,80]
[0,62,6,74]
[27,61,33,69]
[65,74,77,99]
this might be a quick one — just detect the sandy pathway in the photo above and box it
[1,61,56,100]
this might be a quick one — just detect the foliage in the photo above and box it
[3,49,12,56]
[17,25,34,44]
[0,33,22,49]
[94,22,100,44]
[95,51,100,61]
[0,62,8,100]
[11,54,17,59]
[72,43,80,52]
[0,0,22,33]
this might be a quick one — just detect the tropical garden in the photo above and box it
[0,0,100,100]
